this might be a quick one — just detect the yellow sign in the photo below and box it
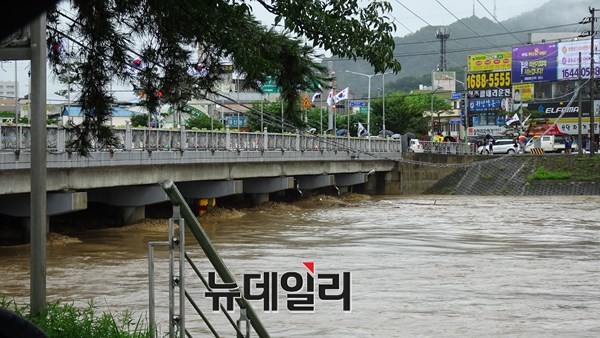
[468,52,512,72]
[467,71,511,90]
[301,96,312,109]
[513,83,534,102]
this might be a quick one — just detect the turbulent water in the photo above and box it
[1,194,600,337]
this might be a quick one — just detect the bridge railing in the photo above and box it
[419,140,475,155]
[0,124,403,154]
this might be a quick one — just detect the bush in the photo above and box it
[0,297,150,338]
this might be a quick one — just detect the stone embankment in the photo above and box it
[418,154,600,196]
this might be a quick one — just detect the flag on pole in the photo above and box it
[357,122,365,136]
[326,90,334,106]
[311,92,321,103]
[333,87,349,103]
[506,112,520,126]
[521,114,531,127]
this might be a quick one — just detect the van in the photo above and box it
[524,135,577,153]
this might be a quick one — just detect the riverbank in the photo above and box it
[421,154,600,195]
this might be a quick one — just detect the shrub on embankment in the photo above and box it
[0,297,150,338]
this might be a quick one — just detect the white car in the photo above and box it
[408,139,424,153]
[477,139,518,155]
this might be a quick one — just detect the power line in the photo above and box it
[436,0,509,54]
[476,0,525,45]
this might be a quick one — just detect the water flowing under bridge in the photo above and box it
[0,124,473,233]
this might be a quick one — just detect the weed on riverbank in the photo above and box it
[0,297,150,338]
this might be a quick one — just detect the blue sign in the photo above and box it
[451,92,462,100]
[467,98,503,112]
[350,101,365,107]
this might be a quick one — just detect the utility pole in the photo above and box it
[581,7,599,155]
[590,7,597,156]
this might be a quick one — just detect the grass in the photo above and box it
[527,166,572,181]
[0,297,151,338]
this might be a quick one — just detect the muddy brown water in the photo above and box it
[1,194,599,337]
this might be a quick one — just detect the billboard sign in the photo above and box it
[512,83,534,102]
[467,98,503,112]
[466,70,511,98]
[557,39,600,80]
[524,101,594,119]
[511,43,558,82]
[432,71,457,92]
[467,52,511,72]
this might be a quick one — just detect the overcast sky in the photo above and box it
[1,0,552,102]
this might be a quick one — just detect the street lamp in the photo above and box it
[345,70,378,136]
[437,73,469,141]
[430,86,443,139]
[382,71,393,136]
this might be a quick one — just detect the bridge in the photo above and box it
[0,124,475,239]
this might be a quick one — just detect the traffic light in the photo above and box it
[434,121,439,127]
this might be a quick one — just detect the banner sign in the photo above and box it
[557,40,600,80]
[524,101,594,119]
[512,83,534,102]
[467,52,511,72]
[466,71,511,90]
[511,43,558,82]
[467,88,512,99]
[432,71,457,92]
[467,98,503,112]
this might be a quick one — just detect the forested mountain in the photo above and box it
[332,0,594,98]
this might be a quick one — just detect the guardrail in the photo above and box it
[409,140,475,155]
[0,124,402,154]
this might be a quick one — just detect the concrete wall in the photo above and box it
[397,153,479,195]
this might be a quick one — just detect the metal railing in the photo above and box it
[147,179,269,338]
[0,124,402,154]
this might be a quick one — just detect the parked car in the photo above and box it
[477,138,518,155]
[409,139,424,153]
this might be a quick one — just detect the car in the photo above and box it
[408,139,424,153]
[477,138,518,155]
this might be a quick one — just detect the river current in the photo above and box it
[1,194,599,337]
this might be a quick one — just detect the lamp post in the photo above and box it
[345,70,378,136]
[382,71,393,136]
[430,86,443,139]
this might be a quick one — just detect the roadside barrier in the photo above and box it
[530,148,544,155]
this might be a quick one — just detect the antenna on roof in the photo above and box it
[473,0,475,16]
[494,0,497,20]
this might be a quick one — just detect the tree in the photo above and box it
[185,114,224,130]
[369,92,451,138]
[46,0,401,155]
[129,114,148,128]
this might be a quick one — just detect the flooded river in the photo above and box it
[1,194,599,337]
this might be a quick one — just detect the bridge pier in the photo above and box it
[248,193,270,206]
[120,206,146,225]
[20,216,50,243]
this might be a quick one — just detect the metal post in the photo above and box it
[30,12,48,316]
[161,180,270,338]
[578,52,583,155]
[589,6,596,156]
[464,69,469,142]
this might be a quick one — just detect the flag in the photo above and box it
[521,114,531,127]
[326,90,334,106]
[311,92,321,103]
[357,122,365,136]
[124,58,146,76]
[333,87,349,103]
[506,112,520,126]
